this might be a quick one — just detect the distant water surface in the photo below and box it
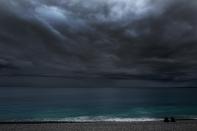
[0,79,197,121]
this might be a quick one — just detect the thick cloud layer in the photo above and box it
[0,0,197,82]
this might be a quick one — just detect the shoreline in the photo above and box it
[0,118,197,124]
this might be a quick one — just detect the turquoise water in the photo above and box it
[0,85,197,121]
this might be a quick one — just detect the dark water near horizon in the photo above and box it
[0,84,197,121]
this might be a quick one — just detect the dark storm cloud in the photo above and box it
[0,0,197,82]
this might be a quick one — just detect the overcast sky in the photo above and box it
[0,0,197,82]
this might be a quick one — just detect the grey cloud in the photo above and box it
[0,0,197,82]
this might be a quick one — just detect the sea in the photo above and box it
[0,78,197,122]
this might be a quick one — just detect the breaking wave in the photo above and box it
[39,116,160,122]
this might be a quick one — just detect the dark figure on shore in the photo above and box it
[170,117,176,122]
[164,117,169,122]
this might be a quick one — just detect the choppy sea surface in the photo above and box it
[0,79,197,122]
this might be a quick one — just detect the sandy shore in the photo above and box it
[0,121,197,131]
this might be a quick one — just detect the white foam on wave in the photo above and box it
[41,116,161,122]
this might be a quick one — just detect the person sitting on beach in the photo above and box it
[164,117,169,122]
[170,117,176,122]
